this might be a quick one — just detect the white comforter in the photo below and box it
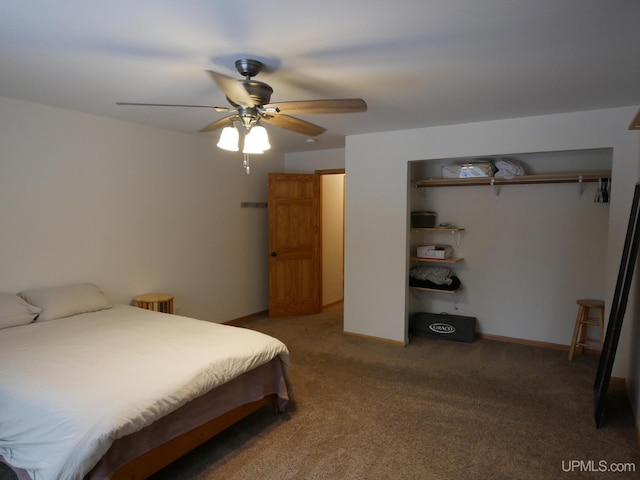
[0,305,289,480]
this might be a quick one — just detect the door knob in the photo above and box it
[270,251,277,257]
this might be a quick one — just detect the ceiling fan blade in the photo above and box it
[206,70,255,108]
[264,98,367,115]
[116,102,231,112]
[199,115,235,133]
[262,114,326,136]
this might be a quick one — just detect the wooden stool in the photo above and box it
[568,299,604,361]
[133,293,174,314]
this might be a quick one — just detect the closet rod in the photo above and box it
[414,170,611,188]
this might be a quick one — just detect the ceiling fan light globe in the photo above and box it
[217,126,239,151]
[243,125,270,154]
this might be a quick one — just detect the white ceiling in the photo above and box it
[1,0,639,153]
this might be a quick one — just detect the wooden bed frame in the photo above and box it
[110,394,278,480]
[85,354,291,480]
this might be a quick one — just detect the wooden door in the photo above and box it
[268,173,321,317]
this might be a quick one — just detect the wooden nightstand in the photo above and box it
[133,293,174,314]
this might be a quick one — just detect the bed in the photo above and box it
[0,283,293,480]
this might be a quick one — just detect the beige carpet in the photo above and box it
[150,304,638,480]
[2,304,638,479]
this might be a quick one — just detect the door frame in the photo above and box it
[316,168,346,307]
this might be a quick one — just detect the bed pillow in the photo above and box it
[19,283,112,322]
[0,292,42,329]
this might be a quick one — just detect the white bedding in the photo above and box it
[0,305,289,480]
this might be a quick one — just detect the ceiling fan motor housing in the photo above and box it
[242,80,273,106]
[235,59,264,78]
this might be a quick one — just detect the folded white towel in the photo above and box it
[494,158,525,179]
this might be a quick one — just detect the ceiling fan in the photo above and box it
[117,58,367,141]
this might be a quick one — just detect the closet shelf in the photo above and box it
[410,256,464,264]
[411,227,465,247]
[414,170,611,188]
[410,286,463,294]
[411,227,465,232]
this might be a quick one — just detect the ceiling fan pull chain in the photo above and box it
[243,154,250,174]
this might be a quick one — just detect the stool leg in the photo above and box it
[597,307,605,350]
[577,307,590,356]
[568,306,584,361]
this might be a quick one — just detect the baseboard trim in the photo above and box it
[323,299,344,309]
[479,332,576,352]
[343,330,406,347]
[609,376,627,386]
[224,310,268,326]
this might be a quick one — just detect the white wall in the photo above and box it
[285,148,345,172]
[0,96,284,322]
[344,107,640,348]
